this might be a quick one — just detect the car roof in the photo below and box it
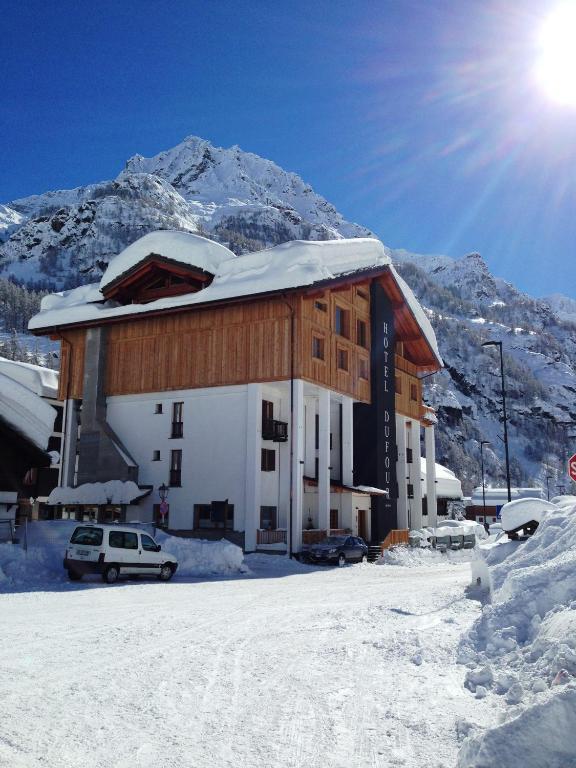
[72,523,152,535]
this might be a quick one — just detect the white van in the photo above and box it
[64,524,178,583]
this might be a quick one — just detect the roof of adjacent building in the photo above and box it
[29,231,442,368]
[0,356,59,399]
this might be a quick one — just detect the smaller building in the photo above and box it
[467,487,544,525]
[0,358,61,525]
[420,458,463,522]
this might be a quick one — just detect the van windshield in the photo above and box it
[70,527,103,546]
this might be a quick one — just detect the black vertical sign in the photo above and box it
[353,279,398,542]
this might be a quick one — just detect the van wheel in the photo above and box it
[68,569,82,581]
[103,565,119,584]
[158,564,174,581]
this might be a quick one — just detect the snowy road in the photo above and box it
[0,557,493,768]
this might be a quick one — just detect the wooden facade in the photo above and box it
[52,270,439,417]
[394,354,423,421]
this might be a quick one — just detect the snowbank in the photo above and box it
[379,546,474,567]
[0,521,245,589]
[457,502,576,766]
[156,531,246,577]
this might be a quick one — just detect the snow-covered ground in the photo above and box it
[3,506,576,767]
[0,544,494,768]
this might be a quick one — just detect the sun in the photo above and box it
[535,4,576,106]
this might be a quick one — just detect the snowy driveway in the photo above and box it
[0,557,493,768]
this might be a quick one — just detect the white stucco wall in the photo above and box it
[106,385,249,530]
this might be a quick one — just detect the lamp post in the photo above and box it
[482,340,512,503]
[158,483,169,529]
[545,474,553,501]
[480,441,490,521]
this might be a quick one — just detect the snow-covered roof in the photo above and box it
[47,480,151,506]
[0,371,56,450]
[420,458,462,499]
[99,230,235,291]
[0,356,58,398]
[30,234,441,366]
[470,487,545,506]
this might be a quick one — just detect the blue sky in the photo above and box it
[3,0,576,298]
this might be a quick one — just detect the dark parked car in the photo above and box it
[302,535,369,566]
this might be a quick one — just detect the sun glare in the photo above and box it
[535,4,576,106]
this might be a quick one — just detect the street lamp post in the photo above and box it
[480,441,490,521]
[482,340,512,503]
[545,474,553,501]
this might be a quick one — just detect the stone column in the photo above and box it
[425,424,438,528]
[290,379,305,554]
[395,415,409,529]
[341,396,354,487]
[318,388,330,533]
[244,383,262,552]
[304,397,317,478]
[408,419,423,530]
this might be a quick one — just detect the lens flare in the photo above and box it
[535,4,576,106]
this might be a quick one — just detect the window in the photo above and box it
[359,358,369,380]
[337,348,349,371]
[260,506,277,530]
[109,531,138,549]
[330,508,339,529]
[261,448,276,472]
[170,449,182,486]
[357,320,367,348]
[152,450,161,461]
[335,306,350,338]
[262,399,274,428]
[171,402,184,438]
[314,300,327,312]
[410,383,418,402]
[70,526,103,546]
[395,375,402,394]
[155,403,163,414]
[407,483,414,499]
[315,457,319,479]
[141,534,158,552]
[194,503,234,530]
[312,335,325,360]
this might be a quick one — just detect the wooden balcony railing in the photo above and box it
[257,529,287,545]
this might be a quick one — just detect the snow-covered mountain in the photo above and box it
[1,135,575,493]
[2,136,371,288]
[392,250,576,493]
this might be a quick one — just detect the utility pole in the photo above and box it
[482,341,512,503]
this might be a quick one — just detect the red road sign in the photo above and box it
[569,454,576,483]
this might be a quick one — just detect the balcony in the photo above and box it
[262,419,288,442]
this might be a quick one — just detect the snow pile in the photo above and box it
[47,480,145,505]
[99,230,235,291]
[379,546,474,567]
[457,502,576,767]
[0,521,245,589]
[156,532,246,577]
[499,497,559,533]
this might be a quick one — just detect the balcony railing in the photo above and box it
[262,419,288,442]
[257,529,287,545]
[171,422,184,438]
